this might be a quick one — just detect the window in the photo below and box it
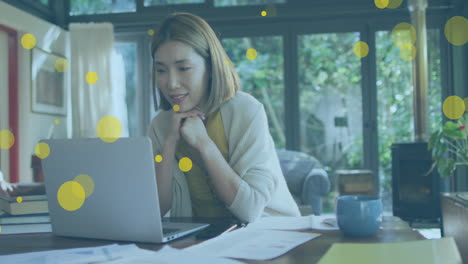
[222,36,285,149]
[144,0,203,6]
[215,0,285,7]
[115,42,138,136]
[298,32,363,213]
[376,28,442,213]
[70,0,136,16]
[39,0,49,5]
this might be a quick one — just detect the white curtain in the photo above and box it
[70,23,129,138]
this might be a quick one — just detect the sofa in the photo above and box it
[276,149,330,215]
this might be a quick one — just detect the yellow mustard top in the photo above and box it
[175,110,233,218]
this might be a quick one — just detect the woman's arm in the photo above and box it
[197,139,241,207]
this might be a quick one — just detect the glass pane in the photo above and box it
[376,28,442,213]
[70,0,136,16]
[298,32,363,213]
[144,0,203,6]
[39,0,49,5]
[215,0,285,7]
[222,36,285,149]
[115,42,138,136]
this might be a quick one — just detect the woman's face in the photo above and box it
[154,40,210,113]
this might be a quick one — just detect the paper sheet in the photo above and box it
[0,223,52,234]
[185,228,320,260]
[246,215,338,231]
[318,237,463,264]
[0,243,245,264]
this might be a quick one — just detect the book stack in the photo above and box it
[0,183,51,235]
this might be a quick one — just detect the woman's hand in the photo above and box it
[180,115,212,151]
[167,108,205,143]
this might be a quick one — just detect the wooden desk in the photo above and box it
[0,219,424,263]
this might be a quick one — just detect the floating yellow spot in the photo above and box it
[54,58,69,73]
[155,155,163,163]
[0,226,2,232]
[246,48,258,61]
[0,129,15,150]
[57,181,86,211]
[261,11,267,16]
[400,43,417,61]
[353,41,369,58]
[55,119,60,125]
[21,33,36,50]
[148,29,154,36]
[392,23,416,49]
[444,16,468,46]
[86,71,98,85]
[265,5,277,16]
[179,157,192,172]
[173,104,180,112]
[97,116,122,143]
[74,174,94,198]
[387,0,403,9]
[374,0,389,9]
[224,60,231,66]
[16,197,23,203]
[35,142,50,159]
[464,97,468,112]
[443,96,465,120]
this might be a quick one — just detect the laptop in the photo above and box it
[41,137,208,243]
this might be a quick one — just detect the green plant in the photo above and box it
[428,113,468,178]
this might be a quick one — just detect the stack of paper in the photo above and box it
[318,237,462,264]
[185,227,320,260]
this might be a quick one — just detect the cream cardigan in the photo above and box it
[147,91,300,223]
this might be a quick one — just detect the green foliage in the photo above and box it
[429,113,468,178]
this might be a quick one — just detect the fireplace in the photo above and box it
[391,142,442,222]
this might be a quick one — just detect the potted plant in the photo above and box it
[428,113,468,178]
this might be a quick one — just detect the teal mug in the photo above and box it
[336,195,382,237]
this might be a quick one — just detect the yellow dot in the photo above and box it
[155,155,163,163]
[0,129,15,150]
[392,22,417,49]
[55,119,60,125]
[73,174,94,198]
[400,43,417,61]
[464,98,468,112]
[224,60,231,66]
[353,41,369,58]
[148,29,154,36]
[0,226,2,232]
[21,33,36,50]
[97,116,122,143]
[35,142,51,159]
[54,58,69,73]
[374,0,389,9]
[179,157,192,172]
[16,197,23,203]
[173,104,180,112]
[443,96,465,120]
[444,16,468,46]
[387,0,403,9]
[261,11,267,16]
[86,71,98,85]
[57,181,86,211]
[246,48,258,61]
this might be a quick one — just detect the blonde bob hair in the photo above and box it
[151,12,240,115]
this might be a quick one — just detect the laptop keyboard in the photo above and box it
[163,228,180,235]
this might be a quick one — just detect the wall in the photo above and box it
[0,1,70,182]
[0,31,9,179]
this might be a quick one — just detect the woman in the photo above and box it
[147,12,300,223]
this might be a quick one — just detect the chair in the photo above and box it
[276,149,330,215]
